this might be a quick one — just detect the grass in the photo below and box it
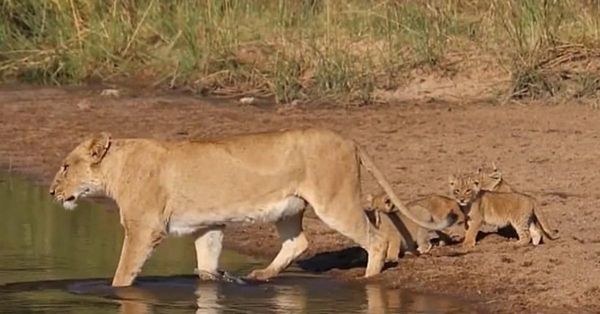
[0,0,599,104]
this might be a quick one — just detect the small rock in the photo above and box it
[239,96,256,105]
[100,89,120,97]
[76,99,92,110]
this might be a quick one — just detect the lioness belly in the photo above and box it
[167,196,306,236]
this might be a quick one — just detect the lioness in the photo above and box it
[49,128,447,287]
[449,174,559,248]
[366,193,460,260]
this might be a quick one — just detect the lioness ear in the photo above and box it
[88,132,111,164]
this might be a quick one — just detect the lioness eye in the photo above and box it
[62,164,69,172]
[466,189,472,193]
[454,189,460,194]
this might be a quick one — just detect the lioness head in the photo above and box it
[49,132,111,210]
[448,174,480,206]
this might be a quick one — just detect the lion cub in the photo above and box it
[449,173,559,248]
[475,162,515,233]
[366,193,460,260]
[476,162,514,193]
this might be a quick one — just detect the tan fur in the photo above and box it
[476,162,514,192]
[367,193,460,261]
[449,174,559,248]
[49,128,445,287]
[474,162,515,233]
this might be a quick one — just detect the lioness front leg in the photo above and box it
[112,223,165,287]
[194,227,224,280]
[247,212,308,281]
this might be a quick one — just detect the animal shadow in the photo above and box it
[475,226,518,242]
[296,247,399,273]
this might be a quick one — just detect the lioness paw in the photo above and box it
[246,269,275,282]
[194,269,221,281]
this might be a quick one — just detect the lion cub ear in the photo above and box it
[383,196,394,211]
[87,132,111,164]
[448,175,457,187]
[489,162,503,179]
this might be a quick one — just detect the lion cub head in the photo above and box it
[476,162,505,191]
[366,193,393,212]
[49,132,112,210]
[448,173,481,206]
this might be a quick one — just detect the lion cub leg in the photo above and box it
[247,212,308,281]
[384,221,401,263]
[529,223,543,245]
[112,223,165,287]
[462,217,482,249]
[511,218,532,247]
[194,227,224,280]
[416,229,433,254]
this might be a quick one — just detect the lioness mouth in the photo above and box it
[65,195,76,202]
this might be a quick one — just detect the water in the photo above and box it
[0,174,485,313]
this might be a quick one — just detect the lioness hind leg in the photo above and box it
[247,211,308,281]
[194,227,224,280]
[310,199,386,278]
[112,225,165,287]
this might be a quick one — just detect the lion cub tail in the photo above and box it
[356,144,449,231]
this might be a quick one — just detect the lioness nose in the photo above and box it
[49,189,55,196]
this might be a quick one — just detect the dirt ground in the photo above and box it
[1,85,600,313]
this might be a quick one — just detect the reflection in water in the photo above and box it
[33,274,480,314]
[364,283,483,314]
[195,283,221,314]
[0,174,485,313]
